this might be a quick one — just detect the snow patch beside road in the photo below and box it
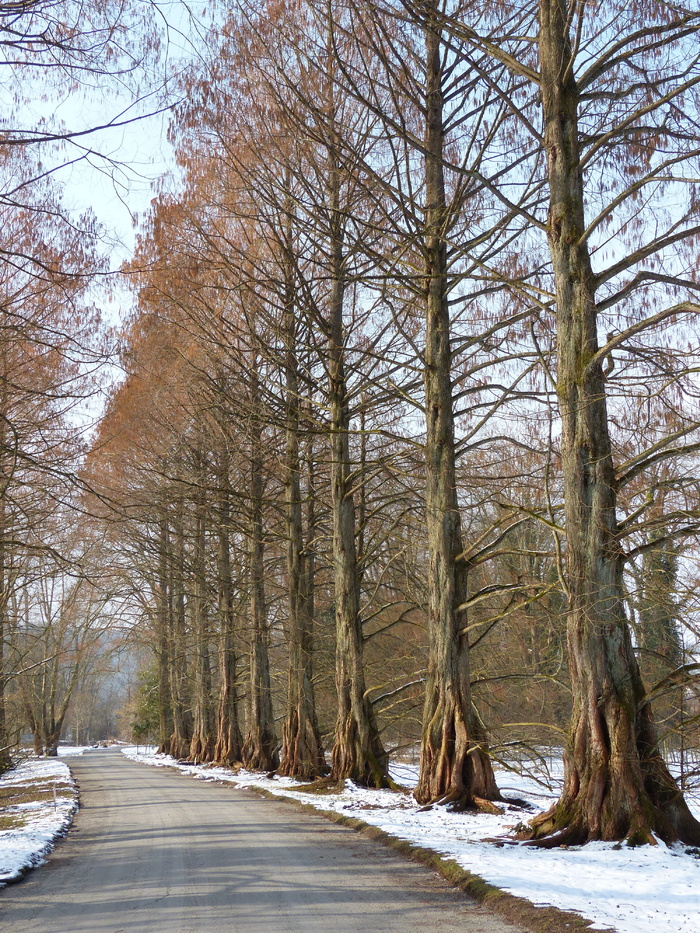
[122,746,700,933]
[0,755,80,886]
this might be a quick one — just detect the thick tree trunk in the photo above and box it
[326,149,388,788]
[529,0,700,846]
[214,450,243,765]
[242,396,278,771]
[279,295,326,779]
[415,10,499,809]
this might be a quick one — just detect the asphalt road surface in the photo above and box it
[0,748,525,933]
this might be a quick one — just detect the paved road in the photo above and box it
[0,749,524,932]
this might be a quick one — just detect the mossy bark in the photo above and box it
[529,0,700,846]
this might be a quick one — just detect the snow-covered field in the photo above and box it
[122,746,700,933]
[0,751,82,886]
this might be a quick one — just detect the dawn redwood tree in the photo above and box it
[188,443,217,762]
[227,0,390,784]
[330,0,545,806]
[277,201,327,779]
[191,97,327,777]
[414,0,500,807]
[461,0,700,843]
[213,410,244,766]
[241,365,278,771]
[314,14,390,787]
[532,0,700,846]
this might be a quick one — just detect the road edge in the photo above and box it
[249,784,615,933]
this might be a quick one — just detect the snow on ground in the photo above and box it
[122,746,700,933]
[56,745,92,756]
[0,755,79,886]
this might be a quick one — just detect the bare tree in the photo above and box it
[460,0,700,843]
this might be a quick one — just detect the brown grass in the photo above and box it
[0,776,73,833]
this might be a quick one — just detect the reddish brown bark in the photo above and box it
[278,287,326,779]
[415,5,499,809]
[242,387,278,772]
[528,0,700,846]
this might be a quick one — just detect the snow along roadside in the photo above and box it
[122,746,700,933]
[0,751,83,887]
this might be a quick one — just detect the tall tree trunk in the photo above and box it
[168,503,193,759]
[189,462,216,762]
[279,289,326,779]
[242,381,278,770]
[214,444,243,765]
[0,520,10,772]
[0,407,12,772]
[415,9,499,809]
[326,135,387,788]
[43,650,79,756]
[529,0,700,846]
[157,514,173,754]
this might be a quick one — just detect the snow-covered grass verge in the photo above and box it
[122,746,700,933]
[0,756,79,886]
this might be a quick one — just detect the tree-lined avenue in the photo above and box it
[0,750,523,933]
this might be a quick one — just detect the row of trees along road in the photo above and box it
[4,0,700,851]
[86,0,700,849]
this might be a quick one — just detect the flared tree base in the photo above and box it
[523,737,700,847]
[168,733,192,761]
[214,730,242,768]
[279,710,328,780]
[242,728,278,772]
[415,692,501,810]
[189,735,215,764]
[331,710,389,789]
